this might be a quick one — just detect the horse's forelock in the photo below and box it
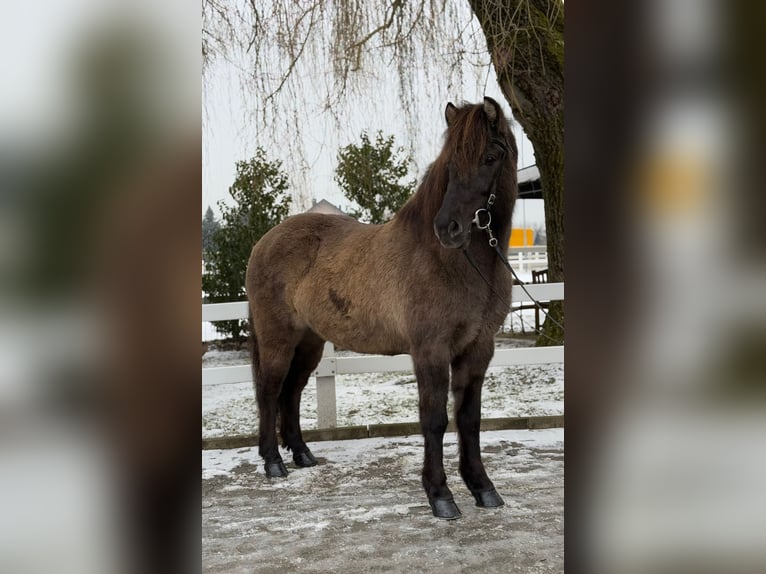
[440,103,510,172]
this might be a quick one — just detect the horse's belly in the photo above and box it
[333,331,407,355]
[309,315,407,355]
[296,293,407,355]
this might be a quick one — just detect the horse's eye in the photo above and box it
[485,154,496,165]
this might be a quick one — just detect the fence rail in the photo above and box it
[202,282,563,428]
[506,246,548,271]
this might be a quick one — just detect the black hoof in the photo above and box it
[429,498,462,520]
[293,450,317,468]
[264,460,288,478]
[472,488,505,508]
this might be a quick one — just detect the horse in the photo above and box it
[245,97,518,519]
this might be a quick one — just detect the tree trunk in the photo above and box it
[469,0,564,345]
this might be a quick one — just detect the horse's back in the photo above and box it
[248,212,369,274]
[246,213,409,353]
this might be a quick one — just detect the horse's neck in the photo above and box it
[389,171,444,240]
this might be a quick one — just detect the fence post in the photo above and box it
[315,341,337,429]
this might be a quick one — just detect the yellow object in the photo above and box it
[509,228,535,247]
[636,153,708,218]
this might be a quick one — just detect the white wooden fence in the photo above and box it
[202,282,563,429]
[507,246,549,271]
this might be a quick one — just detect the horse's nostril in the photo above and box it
[448,220,462,238]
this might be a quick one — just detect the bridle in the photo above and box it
[468,136,509,248]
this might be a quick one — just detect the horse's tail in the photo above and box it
[248,307,260,385]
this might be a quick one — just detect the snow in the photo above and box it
[203,424,564,572]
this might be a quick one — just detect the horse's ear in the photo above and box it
[445,102,458,126]
[483,97,499,127]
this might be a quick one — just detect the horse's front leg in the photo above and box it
[413,350,460,519]
[451,337,505,508]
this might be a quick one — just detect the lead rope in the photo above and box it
[492,243,565,333]
[466,197,565,340]
[462,248,563,344]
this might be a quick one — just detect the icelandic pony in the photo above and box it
[246,97,517,519]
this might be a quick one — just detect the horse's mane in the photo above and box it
[394,101,517,237]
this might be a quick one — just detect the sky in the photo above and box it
[202,38,546,229]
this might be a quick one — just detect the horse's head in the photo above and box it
[433,97,516,250]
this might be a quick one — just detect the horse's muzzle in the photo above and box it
[434,218,470,249]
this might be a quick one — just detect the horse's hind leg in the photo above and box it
[278,331,325,468]
[254,337,296,478]
[451,336,504,508]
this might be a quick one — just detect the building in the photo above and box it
[306,199,347,216]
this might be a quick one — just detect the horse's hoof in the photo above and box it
[472,488,505,508]
[264,460,288,478]
[429,498,462,520]
[293,450,317,468]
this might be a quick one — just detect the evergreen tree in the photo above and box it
[202,149,291,341]
[335,131,415,224]
[202,205,220,257]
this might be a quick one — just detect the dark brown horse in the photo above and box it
[246,97,517,519]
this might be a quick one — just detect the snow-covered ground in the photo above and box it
[202,338,563,439]
[202,427,564,481]
[203,427,565,573]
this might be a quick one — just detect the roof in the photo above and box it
[517,164,540,185]
[306,199,347,216]
[517,164,543,200]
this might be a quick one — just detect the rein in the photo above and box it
[463,189,565,338]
